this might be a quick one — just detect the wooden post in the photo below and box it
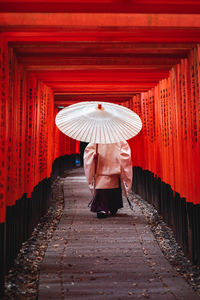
[0,222,6,298]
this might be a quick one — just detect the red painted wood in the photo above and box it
[3,28,200,43]
[131,47,200,204]
[30,70,170,82]
[0,39,8,223]
[0,4,200,211]
[0,41,78,220]
[12,42,193,56]
[1,1,200,14]
[1,13,200,27]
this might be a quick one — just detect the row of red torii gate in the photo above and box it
[0,2,200,297]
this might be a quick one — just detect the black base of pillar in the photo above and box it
[1,154,75,296]
[52,154,75,178]
[5,177,52,273]
[132,166,200,265]
[0,222,5,298]
[187,203,200,265]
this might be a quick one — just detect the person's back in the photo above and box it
[84,141,132,218]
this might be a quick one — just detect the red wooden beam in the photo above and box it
[23,65,178,71]
[55,97,136,105]
[1,13,200,27]
[31,70,169,82]
[3,28,200,43]
[54,93,133,101]
[47,80,159,86]
[54,100,130,106]
[11,42,195,55]
[54,93,136,106]
[1,1,200,14]
[17,54,185,67]
[54,88,150,93]
[50,82,157,93]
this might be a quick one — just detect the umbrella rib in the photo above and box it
[74,118,92,141]
[103,121,112,144]
[115,118,137,139]
[117,116,141,135]
[108,120,120,143]
[112,119,126,141]
[83,118,95,143]
[64,118,88,140]
[88,119,97,143]
[100,121,107,144]
[62,119,82,136]
[107,120,122,143]
[77,118,92,142]
[77,121,90,142]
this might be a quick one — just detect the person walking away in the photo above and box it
[84,141,132,218]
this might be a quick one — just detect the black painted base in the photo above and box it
[52,154,75,178]
[132,166,200,265]
[5,177,52,273]
[0,154,76,297]
[0,223,5,298]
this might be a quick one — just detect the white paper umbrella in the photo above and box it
[55,101,142,144]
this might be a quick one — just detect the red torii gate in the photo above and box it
[0,1,200,296]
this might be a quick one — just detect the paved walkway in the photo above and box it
[38,168,199,300]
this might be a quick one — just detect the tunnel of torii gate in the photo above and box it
[0,0,200,298]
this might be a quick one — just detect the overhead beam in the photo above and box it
[54,93,134,100]
[18,54,186,67]
[54,88,150,93]
[24,65,177,71]
[2,10,198,97]
[50,82,157,93]
[1,1,200,14]
[54,92,136,96]
[11,42,195,53]
[54,94,134,105]
[31,70,169,82]
[1,13,200,28]
[3,28,200,43]
[47,80,159,86]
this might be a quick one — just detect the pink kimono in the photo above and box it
[84,141,132,216]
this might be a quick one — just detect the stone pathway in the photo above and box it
[38,168,199,300]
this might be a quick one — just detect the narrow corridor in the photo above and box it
[38,168,199,300]
[1,2,200,299]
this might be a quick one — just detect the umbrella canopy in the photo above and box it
[55,101,142,144]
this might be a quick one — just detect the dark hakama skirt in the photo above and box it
[90,188,123,214]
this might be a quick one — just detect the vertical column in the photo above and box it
[25,73,35,198]
[0,37,8,298]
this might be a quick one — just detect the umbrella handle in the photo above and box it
[126,197,134,211]
[95,144,98,173]
[93,144,98,196]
